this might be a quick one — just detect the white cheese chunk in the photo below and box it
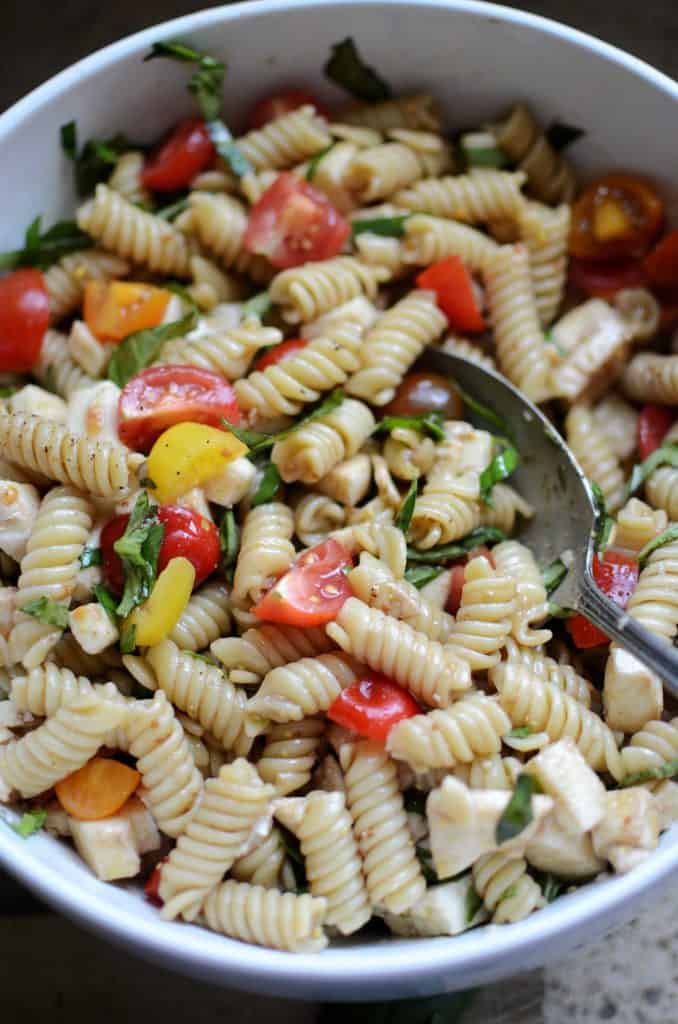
[0,481,41,561]
[69,816,140,881]
[526,738,606,833]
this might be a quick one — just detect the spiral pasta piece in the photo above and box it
[485,244,554,402]
[34,329,95,401]
[142,639,250,754]
[613,498,667,555]
[231,826,287,888]
[519,201,571,326]
[346,290,447,406]
[622,353,678,405]
[472,852,543,924]
[614,288,660,343]
[395,169,526,222]
[257,717,325,796]
[231,504,295,609]
[388,693,511,772]
[382,427,436,482]
[293,493,346,548]
[248,653,358,724]
[401,215,498,272]
[0,691,126,799]
[125,690,204,836]
[339,739,425,914]
[326,598,471,707]
[340,94,442,134]
[330,522,407,578]
[346,133,451,203]
[620,718,678,780]
[446,556,516,670]
[211,623,335,687]
[565,404,625,512]
[492,541,551,647]
[480,483,534,534]
[646,468,678,520]
[203,880,327,952]
[489,104,577,204]
[237,105,331,171]
[235,322,364,420]
[108,151,151,205]
[269,258,389,324]
[185,192,271,281]
[503,639,595,709]
[157,315,281,381]
[168,582,232,652]
[491,662,623,780]
[0,410,143,499]
[44,250,130,324]
[348,552,455,642]
[454,753,522,791]
[625,536,678,639]
[441,335,497,371]
[77,185,191,275]
[158,760,275,921]
[273,398,375,484]
[11,663,93,716]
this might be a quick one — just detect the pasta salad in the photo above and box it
[1,35,678,954]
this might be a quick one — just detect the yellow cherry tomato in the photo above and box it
[147,422,248,504]
[125,556,195,647]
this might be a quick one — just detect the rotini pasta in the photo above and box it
[340,93,442,134]
[248,653,358,724]
[348,552,455,642]
[272,398,375,483]
[488,103,577,203]
[401,215,498,272]
[157,313,282,381]
[211,622,335,687]
[395,169,526,223]
[168,581,232,651]
[622,353,678,405]
[257,717,325,796]
[565,404,625,512]
[472,851,543,924]
[202,880,327,952]
[269,258,389,323]
[231,503,295,608]
[492,541,552,647]
[446,556,516,670]
[519,201,571,326]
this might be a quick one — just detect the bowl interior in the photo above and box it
[1,0,677,1000]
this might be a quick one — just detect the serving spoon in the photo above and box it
[419,348,678,699]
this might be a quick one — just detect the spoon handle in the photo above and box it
[579,577,678,700]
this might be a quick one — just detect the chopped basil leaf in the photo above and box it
[351,214,410,239]
[277,390,346,442]
[156,196,190,221]
[20,597,69,629]
[144,39,208,63]
[162,280,199,312]
[0,216,92,272]
[547,601,576,619]
[479,442,519,505]
[219,508,240,583]
[496,774,537,844]
[0,384,19,399]
[465,882,484,924]
[93,583,119,624]
[591,481,614,552]
[506,725,532,739]
[107,310,198,388]
[12,810,47,838]
[251,463,282,507]
[415,844,438,885]
[624,442,678,502]
[540,874,564,903]
[224,422,273,456]
[206,119,252,178]
[373,411,445,442]
[545,121,586,152]
[113,492,164,617]
[306,144,335,182]
[79,546,102,569]
[403,789,428,817]
[60,120,77,160]
[324,37,391,102]
[119,623,137,655]
[460,132,509,169]
[404,564,444,589]
[395,480,418,533]
[542,557,568,596]
[453,382,510,437]
[183,649,217,664]
[71,131,141,197]
[139,477,157,490]
[241,291,272,320]
[638,525,678,569]
[406,526,507,564]
[620,758,678,788]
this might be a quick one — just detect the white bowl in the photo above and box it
[1,0,677,1000]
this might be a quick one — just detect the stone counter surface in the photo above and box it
[2,0,678,1020]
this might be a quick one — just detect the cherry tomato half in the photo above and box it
[252,538,352,627]
[0,268,49,372]
[243,173,350,270]
[566,551,639,649]
[569,257,647,299]
[445,565,466,616]
[382,372,464,419]
[569,173,664,263]
[247,89,327,131]
[141,118,215,193]
[101,505,220,594]
[645,229,678,291]
[83,280,170,342]
[118,365,241,453]
[416,256,483,333]
[254,337,309,371]
[637,404,675,461]
[327,673,420,742]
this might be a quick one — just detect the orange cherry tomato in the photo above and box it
[252,538,352,627]
[416,256,484,332]
[84,280,170,342]
[566,551,639,648]
[55,757,141,821]
[645,229,678,291]
[327,673,420,742]
[569,173,664,262]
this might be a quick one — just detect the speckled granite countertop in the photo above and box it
[2,1,678,1020]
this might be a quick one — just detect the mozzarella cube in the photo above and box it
[384,875,488,937]
[0,481,40,561]
[69,816,140,881]
[8,385,68,422]
[69,603,119,655]
[526,813,604,878]
[527,739,606,833]
[118,797,161,855]
[317,454,372,507]
[66,381,121,444]
[592,788,660,873]
[203,456,256,507]
[603,645,663,734]
[175,487,214,521]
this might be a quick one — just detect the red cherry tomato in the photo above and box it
[637,404,675,461]
[141,118,215,193]
[243,173,350,270]
[416,256,483,333]
[254,337,310,371]
[569,257,647,299]
[144,861,165,906]
[327,673,420,742]
[445,564,466,615]
[0,268,49,372]
[383,372,463,419]
[247,90,327,131]
[101,505,220,595]
[569,173,663,262]
[252,538,352,627]
[118,365,241,453]
[645,229,678,291]
[566,551,639,649]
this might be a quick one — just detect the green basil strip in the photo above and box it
[324,37,392,102]
[540,873,564,903]
[545,121,586,152]
[404,564,444,589]
[403,789,428,817]
[395,480,418,533]
[542,557,568,596]
[479,443,519,506]
[67,129,142,197]
[79,546,102,569]
[351,214,410,239]
[12,810,47,839]
[506,725,532,739]
[119,623,137,655]
[624,442,678,502]
[206,119,252,178]
[19,597,69,629]
[275,390,345,443]
[156,196,190,221]
[225,422,273,457]
[107,310,198,388]
[372,411,445,442]
[495,774,538,844]
[0,216,93,272]
[638,525,678,569]
[547,601,577,619]
[406,526,507,564]
[113,492,164,617]
[219,508,240,583]
[460,133,509,169]
[60,120,77,159]
[93,583,119,625]
[251,463,282,507]
[306,144,335,182]
[590,481,614,552]
[620,758,678,788]
[453,381,510,437]
[241,291,272,320]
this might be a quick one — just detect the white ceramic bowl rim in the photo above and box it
[2,0,678,999]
